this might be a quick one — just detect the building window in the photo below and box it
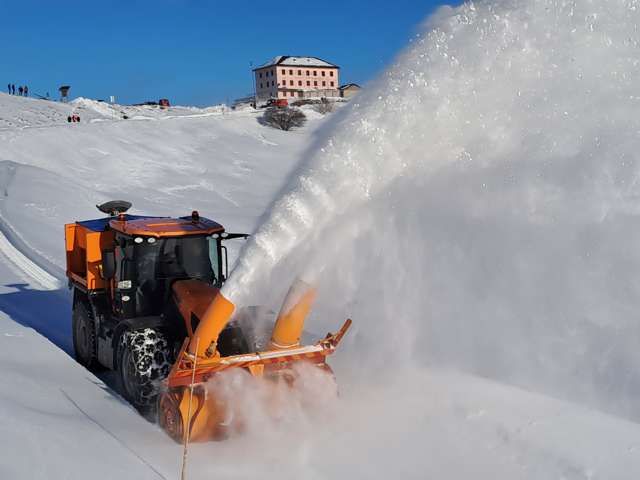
[330,81,334,86]
[298,70,301,75]
[282,69,286,75]
[259,72,263,78]
[260,83,263,88]
[298,80,302,86]
[288,80,292,85]
[290,91,295,97]
[289,69,293,75]
[321,71,326,77]
[313,70,317,76]
[306,80,310,86]
[330,71,334,77]
[306,70,310,76]
[322,81,326,86]
[314,81,318,86]
[271,81,274,86]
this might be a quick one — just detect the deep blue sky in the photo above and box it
[0,0,457,106]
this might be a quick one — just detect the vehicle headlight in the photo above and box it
[118,280,132,289]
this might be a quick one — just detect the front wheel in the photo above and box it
[117,328,172,413]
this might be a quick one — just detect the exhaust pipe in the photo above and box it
[270,278,316,349]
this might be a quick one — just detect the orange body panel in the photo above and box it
[172,280,219,337]
[65,222,114,291]
[109,216,223,238]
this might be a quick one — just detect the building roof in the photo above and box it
[254,56,339,70]
[339,83,361,90]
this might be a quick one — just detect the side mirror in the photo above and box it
[221,244,229,283]
[101,250,116,279]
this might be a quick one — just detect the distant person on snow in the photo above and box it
[18,86,23,96]
[7,84,10,94]
[24,85,28,97]
[11,84,15,95]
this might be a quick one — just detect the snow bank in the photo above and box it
[0,307,179,479]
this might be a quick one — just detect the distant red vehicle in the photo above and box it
[158,98,170,108]
[265,98,288,108]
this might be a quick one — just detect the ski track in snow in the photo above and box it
[0,229,60,290]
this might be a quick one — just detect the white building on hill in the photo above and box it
[253,56,340,102]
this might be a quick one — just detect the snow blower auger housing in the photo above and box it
[65,201,351,442]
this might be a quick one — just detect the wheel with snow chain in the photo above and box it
[117,328,173,413]
[72,296,100,371]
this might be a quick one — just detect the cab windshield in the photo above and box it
[118,234,221,316]
[134,235,219,286]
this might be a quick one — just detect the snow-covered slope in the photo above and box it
[0,94,232,129]
[2,0,640,477]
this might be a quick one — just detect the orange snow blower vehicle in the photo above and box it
[65,201,350,442]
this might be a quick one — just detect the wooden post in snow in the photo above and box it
[180,337,199,480]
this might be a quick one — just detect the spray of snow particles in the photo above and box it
[211,1,640,478]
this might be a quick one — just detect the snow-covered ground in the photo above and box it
[0,92,333,479]
[2,1,640,478]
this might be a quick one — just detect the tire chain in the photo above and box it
[120,328,172,406]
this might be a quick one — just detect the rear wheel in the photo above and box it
[72,295,99,371]
[117,328,172,413]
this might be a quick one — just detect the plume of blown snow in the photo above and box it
[222,0,640,421]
